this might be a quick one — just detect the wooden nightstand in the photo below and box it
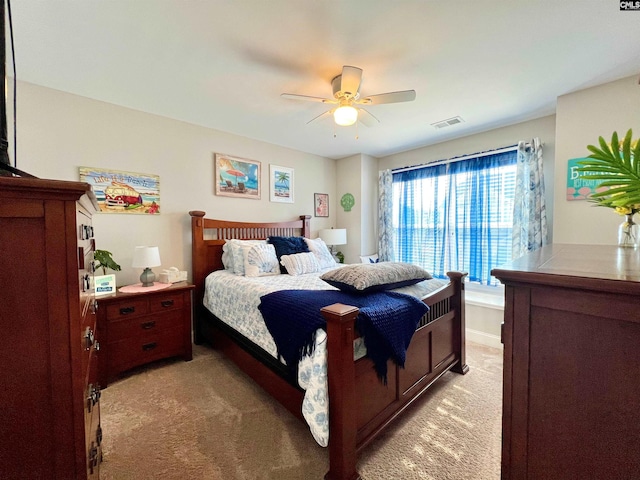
[96,282,194,387]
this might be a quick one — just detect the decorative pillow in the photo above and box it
[267,236,310,273]
[227,239,266,275]
[242,243,280,277]
[279,252,322,276]
[221,241,234,271]
[304,237,337,269]
[320,262,432,293]
[359,253,379,264]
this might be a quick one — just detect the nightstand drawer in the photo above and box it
[108,310,183,342]
[149,292,184,313]
[105,298,149,321]
[108,326,185,374]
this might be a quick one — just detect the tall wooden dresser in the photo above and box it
[492,244,640,479]
[0,177,102,479]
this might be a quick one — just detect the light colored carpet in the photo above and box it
[100,341,502,480]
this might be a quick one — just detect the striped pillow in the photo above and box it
[279,252,322,276]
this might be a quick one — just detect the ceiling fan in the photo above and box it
[281,65,416,127]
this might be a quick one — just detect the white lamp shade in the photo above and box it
[333,105,358,126]
[132,246,161,268]
[318,228,347,246]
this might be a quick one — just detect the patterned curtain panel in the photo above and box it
[512,138,548,259]
[378,169,394,261]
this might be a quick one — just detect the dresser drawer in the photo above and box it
[105,298,149,321]
[108,310,183,342]
[108,325,185,374]
[149,292,184,313]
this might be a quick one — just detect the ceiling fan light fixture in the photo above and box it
[333,105,358,126]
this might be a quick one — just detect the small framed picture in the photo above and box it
[270,165,294,203]
[314,193,329,217]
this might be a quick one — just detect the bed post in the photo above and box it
[322,303,361,480]
[447,271,469,375]
[189,210,207,345]
[299,214,311,238]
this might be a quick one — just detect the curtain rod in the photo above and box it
[392,144,519,174]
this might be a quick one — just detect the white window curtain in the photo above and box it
[378,169,394,261]
[512,137,548,259]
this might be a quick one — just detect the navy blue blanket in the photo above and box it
[257,289,429,383]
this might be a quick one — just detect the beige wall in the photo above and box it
[10,81,337,285]
[334,153,379,264]
[553,75,640,244]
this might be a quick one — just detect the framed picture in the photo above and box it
[215,153,261,199]
[270,165,294,203]
[314,193,329,217]
[566,157,602,201]
[79,167,160,214]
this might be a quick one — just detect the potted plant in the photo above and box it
[577,129,640,247]
[94,249,121,295]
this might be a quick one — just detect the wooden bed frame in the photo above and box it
[189,211,468,480]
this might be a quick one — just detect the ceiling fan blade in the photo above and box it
[340,66,363,98]
[281,93,336,104]
[306,108,335,124]
[358,108,379,127]
[359,89,416,105]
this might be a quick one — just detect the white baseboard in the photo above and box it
[466,327,503,349]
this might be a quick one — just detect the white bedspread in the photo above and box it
[203,268,447,446]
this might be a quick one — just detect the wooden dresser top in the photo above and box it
[492,244,640,294]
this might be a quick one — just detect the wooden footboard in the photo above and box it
[322,271,467,480]
[188,211,468,480]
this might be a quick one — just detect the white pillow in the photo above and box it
[304,237,337,269]
[227,239,266,275]
[360,253,379,264]
[242,243,280,277]
[279,251,322,276]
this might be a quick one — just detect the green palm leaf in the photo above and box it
[577,129,640,212]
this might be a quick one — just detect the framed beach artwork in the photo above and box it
[215,153,261,199]
[270,164,294,203]
[79,167,160,214]
[314,193,329,217]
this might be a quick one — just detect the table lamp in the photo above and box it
[318,228,347,263]
[132,246,161,287]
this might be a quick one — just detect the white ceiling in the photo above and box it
[9,0,640,160]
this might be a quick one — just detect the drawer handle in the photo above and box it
[142,342,157,351]
[141,321,156,330]
[161,300,174,308]
[120,306,135,315]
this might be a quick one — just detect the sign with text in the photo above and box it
[566,157,604,201]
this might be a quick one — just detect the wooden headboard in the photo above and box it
[188,211,311,324]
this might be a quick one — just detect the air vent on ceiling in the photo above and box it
[431,116,464,129]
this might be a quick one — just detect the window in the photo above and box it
[392,150,517,286]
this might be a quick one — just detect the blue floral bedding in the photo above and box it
[202,268,447,446]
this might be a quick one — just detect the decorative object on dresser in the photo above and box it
[0,177,102,479]
[492,244,640,479]
[94,249,121,296]
[576,129,640,247]
[131,245,162,286]
[96,282,194,388]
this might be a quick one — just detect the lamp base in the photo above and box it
[139,267,156,287]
